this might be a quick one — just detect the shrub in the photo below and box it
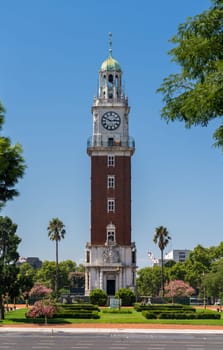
[142,311,156,319]
[89,289,107,306]
[29,284,52,299]
[195,312,221,320]
[26,300,56,323]
[102,309,132,314]
[135,303,195,312]
[55,303,100,319]
[115,288,136,306]
[142,309,221,320]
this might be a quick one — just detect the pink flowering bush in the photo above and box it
[164,280,195,302]
[29,284,52,299]
[26,300,56,324]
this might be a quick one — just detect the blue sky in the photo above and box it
[1,0,220,269]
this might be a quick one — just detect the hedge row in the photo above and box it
[57,303,100,311]
[142,311,221,320]
[55,311,100,319]
[135,303,195,312]
[55,303,100,319]
[102,309,132,314]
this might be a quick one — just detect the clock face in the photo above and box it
[101,111,121,130]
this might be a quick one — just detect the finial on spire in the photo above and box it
[109,32,112,57]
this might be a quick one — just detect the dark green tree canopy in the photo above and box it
[0,216,21,319]
[158,0,223,150]
[0,101,26,209]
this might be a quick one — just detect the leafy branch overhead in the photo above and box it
[158,0,223,150]
[0,101,26,210]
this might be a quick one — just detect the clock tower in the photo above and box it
[85,34,136,296]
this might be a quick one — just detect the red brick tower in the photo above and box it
[85,34,136,296]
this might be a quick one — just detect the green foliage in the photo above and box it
[89,289,107,306]
[202,258,223,299]
[153,226,171,252]
[115,288,136,306]
[185,245,213,289]
[17,263,35,300]
[0,101,5,127]
[153,226,171,296]
[34,260,84,293]
[137,241,223,302]
[166,262,187,282]
[142,304,221,320]
[55,303,100,319]
[135,303,195,312]
[102,309,132,314]
[0,216,21,319]
[35,261,56,289]
[47,218,66,294]
[47,218,66,243]
[0,105,26,210]
[157,1,223,151]
[137,266,161,296]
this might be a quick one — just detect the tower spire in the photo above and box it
[109,32,112,57]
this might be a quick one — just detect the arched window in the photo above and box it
[108,74,113,85]
[106,223,116,245]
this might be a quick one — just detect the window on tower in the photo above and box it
[107,199,115,213]
[107,155,115,167]
[86,250,90,263]
[106,224,116,245]
[108,74,113,86]
[107,175,115,189]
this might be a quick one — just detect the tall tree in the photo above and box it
[0,216,21,319]
[158,1,223,150]
[17,263,35,304]
[153,226,171,297]
[47,218,66,294]
[136,266,162,297]
[0,101,26,210]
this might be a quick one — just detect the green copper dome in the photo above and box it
[100,55,122,72]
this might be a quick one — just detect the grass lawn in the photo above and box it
[1,307,223,326]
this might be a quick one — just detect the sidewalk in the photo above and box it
[1,323,223,334]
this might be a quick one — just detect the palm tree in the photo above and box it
[153,226,171,297]
[47,218,66,295]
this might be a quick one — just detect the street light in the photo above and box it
[116,267,121,310]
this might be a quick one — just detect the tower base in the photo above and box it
[85,242,136,296]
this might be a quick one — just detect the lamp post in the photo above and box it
[202,272,206,309]
[116,267,121,310]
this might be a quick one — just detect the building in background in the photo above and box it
[17,256,42,269]
[165,249,191,263]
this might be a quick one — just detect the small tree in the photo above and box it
[89,289,107,306]
[26,300,56,324]
[115,288,136,306]
[29,283,52,301]
[164,280,195,303]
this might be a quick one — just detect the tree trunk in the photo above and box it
[55,239,59,295]
[161,249,164,298]
[0,295,4,320]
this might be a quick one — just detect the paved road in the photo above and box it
[0,332,223,350]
